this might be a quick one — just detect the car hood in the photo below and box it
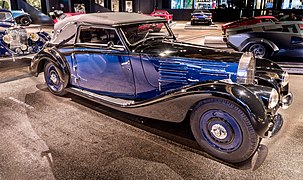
[0,21,15,29]
[135,40,243,62]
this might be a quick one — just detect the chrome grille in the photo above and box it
[6,28,27,50]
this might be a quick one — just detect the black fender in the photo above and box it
[255,58,285,90]
[117,81,270,137]
[256,58,282,70]
[37,31,52,41]
[30,47,70,87]
[239,38,279,53]
[14,14,31,23]
[183,82,269,137]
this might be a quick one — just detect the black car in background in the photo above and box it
[190,10,212,25]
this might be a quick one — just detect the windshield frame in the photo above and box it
[118,22,175,48]
[0,11,14,22]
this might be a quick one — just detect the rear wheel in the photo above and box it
[19,16,32,26]
[191,20,195,25]
[44,60,67,96]
[190,98,259,163]
[247,43,272,59]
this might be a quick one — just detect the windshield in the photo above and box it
[121,22,173,45]
[0,12,13,21]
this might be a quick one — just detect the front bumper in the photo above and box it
[263,92,292,138]
[265,114,283,137]
[281,92,293,109]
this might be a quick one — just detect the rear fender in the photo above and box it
[239,38,279,52]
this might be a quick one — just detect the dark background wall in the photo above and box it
[133,0,155,13]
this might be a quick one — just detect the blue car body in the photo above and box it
[30,12,292,164]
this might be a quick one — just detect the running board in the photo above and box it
[66,87,135,107]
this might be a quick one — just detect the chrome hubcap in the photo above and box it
[50,72,58,84]
[249,44,265,58]
[210,124,228,140]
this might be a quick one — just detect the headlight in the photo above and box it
[15,48,22,54]
[28,46,33,52]
[237,52,256,84]
[268,88,279,109]
[30,33,39,42]
[21,44,27,51]
[3,34,12,44]
[281,71,289,87]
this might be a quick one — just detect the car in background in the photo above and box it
[31,12,292,164]
[52,11,84,24]
[222,16,278,35]
[11,9,32,26]
[150,10,173,23]
[225,21,303,59]
[0,9,50,57]
[190,9,212,25]
[0,8,16,28]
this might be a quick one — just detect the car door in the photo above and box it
[72,26,135,99]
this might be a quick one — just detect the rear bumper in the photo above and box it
[191,18,211,23]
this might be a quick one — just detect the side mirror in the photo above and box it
[107,41,114,48]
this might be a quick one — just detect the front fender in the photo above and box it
[123,81,269,137]
[37,31,52,41]
[239,38,279,52]
[30,47,70,87]
[183,82,269,137]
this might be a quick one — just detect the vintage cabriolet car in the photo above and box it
[31,12,292,163]
[0,9,50,57]
[225,21,303,59]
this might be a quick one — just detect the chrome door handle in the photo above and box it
[121,60,130,66]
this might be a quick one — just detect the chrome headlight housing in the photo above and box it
[15,48,22,54]
[20,44,27,51]
[30,33,40,42]
[281,71,289,87]
[268,88,279,109]
[237,52,256,84]
[3,34,12,44]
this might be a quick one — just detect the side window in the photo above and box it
[263,25,283,32]
[282,25,298,33]
[78,27,122,45]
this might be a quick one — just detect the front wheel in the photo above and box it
[44,60,67,96]
[190,98,259,163]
